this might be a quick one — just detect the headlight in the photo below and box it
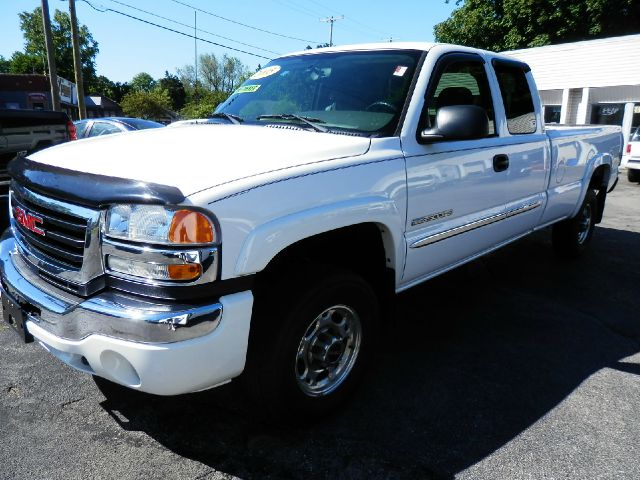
[106,204,215,245]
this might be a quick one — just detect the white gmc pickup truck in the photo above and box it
[1,43,622,419]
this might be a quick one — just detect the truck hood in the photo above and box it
[28,124,371,196]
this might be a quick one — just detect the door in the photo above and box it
[491,60,548,237]
[401,53,513,287]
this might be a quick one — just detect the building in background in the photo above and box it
[505,34,640,146]
[85,95,123,118]
[0,74,123,120]
[0,74,79,119]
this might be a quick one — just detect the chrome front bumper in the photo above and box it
[0,235,222,344]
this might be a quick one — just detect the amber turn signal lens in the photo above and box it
[168,263,202,281]
[168,210,214,244]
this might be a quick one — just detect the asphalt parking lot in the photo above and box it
[1,178,639,480]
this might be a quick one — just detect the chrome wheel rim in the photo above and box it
[577,203,592,245]
[295,304,362,397]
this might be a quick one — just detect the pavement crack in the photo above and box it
[61,397,84,409]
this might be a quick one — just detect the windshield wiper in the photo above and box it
[209,112,243,124]
[256,114,328,133]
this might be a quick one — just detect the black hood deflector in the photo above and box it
[9,156,185,207]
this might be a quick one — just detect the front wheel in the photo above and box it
[552,189,597,258]
[243,267,379,423]
[628,169,640,183]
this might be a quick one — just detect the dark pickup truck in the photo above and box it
[0,109,76,227]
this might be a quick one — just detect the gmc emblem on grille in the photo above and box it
[13,205,45,236]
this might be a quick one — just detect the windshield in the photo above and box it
[120,118,164,130]
[215,49,423,136]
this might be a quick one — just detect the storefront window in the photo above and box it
[590,103,625,125]
[544,105,561,123]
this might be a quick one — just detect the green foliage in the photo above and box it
[176,52,250,119]
[180,90,229,119]
[130,72,156,93]
[84,75,130,103]
[0,55,11,73]
[434,0,640,51]
[14,7,99,83]
[7,51,43,74]
[158,71,186,110]
[178,53,249,95]
[121,89,172,119]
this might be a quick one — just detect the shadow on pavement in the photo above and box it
[97,226,640,479]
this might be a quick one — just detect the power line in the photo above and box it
[169,0,319,44]
[345,17,389,37]
[79,0,273,60]
[320,15,343,47]
[268,0,388,42]
[305,0,391,37]
[271,0,324,19]
[107,0,280,55]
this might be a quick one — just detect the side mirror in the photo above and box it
[420,105,489,143]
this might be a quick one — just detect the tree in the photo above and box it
[176,53,250,119]
[6,52,43,74]
[0,55,11,73]
[158,71,186,110]
[15,7,99,83]
[120,89,172,119]
[178,53,249,95]
[179,90,228,119]
[130,72,156,92]
[434,0,640,51]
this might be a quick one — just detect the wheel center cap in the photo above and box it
[325,339,345,365]
[311,335,346,366]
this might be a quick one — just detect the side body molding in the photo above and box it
[234,196,404,278]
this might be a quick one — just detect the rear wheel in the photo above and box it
[243,266,379,423]
[552,189,597,258]
[628,169,640,183]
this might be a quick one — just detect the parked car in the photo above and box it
[0,109,75,229]
[74,117,164,138]
[1,42,622,421]
[167,118,218,127]
[621,127,640,183]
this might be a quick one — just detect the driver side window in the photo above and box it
[424,57,496,136]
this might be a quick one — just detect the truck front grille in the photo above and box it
[12,189,88,268]
[9,185,104,295]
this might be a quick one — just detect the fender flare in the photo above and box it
[571,152,612,219]
[234,196,404,277]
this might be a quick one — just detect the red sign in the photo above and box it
[13,206,45,236]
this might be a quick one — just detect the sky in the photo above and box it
[0,0,458,83]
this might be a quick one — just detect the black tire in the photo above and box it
[242,266,379,423]
[552,189,597,258]
[627,169,640,183]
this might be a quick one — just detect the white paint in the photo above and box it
[28,125,371,197]
[26,291,254,395]
[10,43,625,396]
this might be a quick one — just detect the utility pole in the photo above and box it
[320,15,343,47]
[194,10,198,104]
[68,0,86,119]
[41,0,61,111]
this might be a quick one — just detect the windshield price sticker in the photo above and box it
[235,84,261,94]
[250,65,281,80]
[393,66,408,77]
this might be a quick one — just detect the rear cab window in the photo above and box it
[492,60,537,135]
